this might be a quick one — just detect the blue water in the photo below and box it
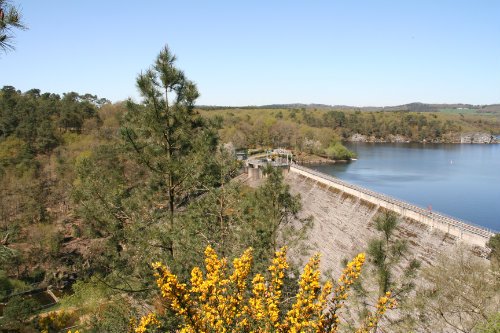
[311,143,500,232]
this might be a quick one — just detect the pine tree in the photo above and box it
[367,210,420,297]
[0,0,26,53]
[345,210,420,332]
[255,164,302,252]
[179,146,244,265]
[121,45,217,259]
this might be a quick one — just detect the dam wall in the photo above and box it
[289,165,494,248]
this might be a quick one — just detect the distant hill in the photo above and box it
[478,104,500,114]
[199,103,500,114]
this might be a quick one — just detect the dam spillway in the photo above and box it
[289,165,494,248]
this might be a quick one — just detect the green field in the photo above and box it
[439,108,499,117]
[439,108,479,114]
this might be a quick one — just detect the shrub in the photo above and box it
[131,246,396,333]
[1,295,41,329]
[324,142,356,160]
[37,310,77,333]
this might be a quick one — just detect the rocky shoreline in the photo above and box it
[347,132,499,144]
[293,151,352,165]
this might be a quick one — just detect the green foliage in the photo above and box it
[0,86,102,153]
[61,276,112,310]
[1,295,41,328]
[69,48,241,291]
[343,210,421,332]
[87,298,134,333]
[0,0,26,53]
[209,107,499,146]
[212,105,497,151]
[256,166,301,243]
[120,45,217,262]
[367,211,420,296]
[0,135,25,167]
[0,135,37,177]
[72,145,128,239]
[248,148,266,156]
[0,143,47,256]
[369,211,397,295]
[478,312,500,333]
[0,247,24,283]
[324,141,356,160]
[243,165,311,273]
[35,119,59,152]
[0,85,112,297]
[439,108,479,115]
[34,310,78,333]
[71,144,155,282]
[36,310,78,333]
[487,234,500,271]
[0,47,375,331]
[0,268,10,290]
[60,277,134,333]
[178,148,243,264]
[0,269,27,295]
[26,223,63,259]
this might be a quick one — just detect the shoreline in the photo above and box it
[346,132,499,144]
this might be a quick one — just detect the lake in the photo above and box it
[311,142,500,232]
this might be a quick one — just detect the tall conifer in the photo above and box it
[121,45,215,258]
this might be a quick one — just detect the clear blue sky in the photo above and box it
[1,0,499,106]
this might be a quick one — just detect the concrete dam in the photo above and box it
[290,165,493,247]
[271,165,495,274]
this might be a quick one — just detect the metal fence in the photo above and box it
[291,164,497,238]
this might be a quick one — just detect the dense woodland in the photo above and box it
[0,47,499,332]
[209,107,499,150]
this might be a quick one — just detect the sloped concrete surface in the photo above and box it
[284,171,488,275]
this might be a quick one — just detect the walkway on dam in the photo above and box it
[290,164,496,241]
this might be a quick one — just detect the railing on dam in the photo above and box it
[290,164,497,239]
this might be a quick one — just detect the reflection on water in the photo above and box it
[312,143,500,231]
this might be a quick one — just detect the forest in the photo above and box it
[0,47,499,333]
[207,106,499,149]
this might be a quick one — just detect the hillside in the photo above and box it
[203,106,499,150]
[201,102,500,115]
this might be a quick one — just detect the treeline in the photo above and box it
[206,107,499,145]
[201,102,500,114]
[0,86,109,154]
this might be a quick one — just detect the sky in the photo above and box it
[1,0,499,106]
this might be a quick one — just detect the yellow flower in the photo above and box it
[134,313,160,333]
[136,246,395,333]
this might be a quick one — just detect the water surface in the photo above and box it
[311,143,500,231]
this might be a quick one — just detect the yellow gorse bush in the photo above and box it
[132,246,397,333]
[39,310,76,333]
